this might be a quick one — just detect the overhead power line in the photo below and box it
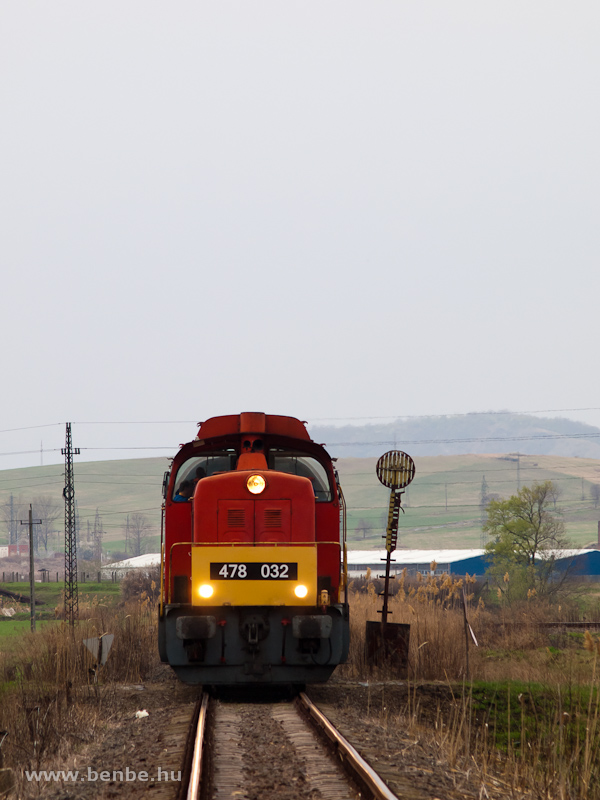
[24,429,600,456]
[72,420,198,425]
[0,424,63,434]
[78,447,173,451]
[0,449,62,457]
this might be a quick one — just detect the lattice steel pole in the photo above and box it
[62,423,80,626]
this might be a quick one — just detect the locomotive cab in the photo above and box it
[159,412,349,685]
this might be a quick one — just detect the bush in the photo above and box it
[120,567,160,604]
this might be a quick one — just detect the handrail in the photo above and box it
[338,484,348,604]
[159,503,165,614]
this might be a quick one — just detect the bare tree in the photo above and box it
[32,495,62,552]
[355,517,371,540]
[0,495,25,545]
[129,513,151,557]
[548,482,562,512]
[480,474,490,529]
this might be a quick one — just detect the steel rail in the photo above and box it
[298,692,399,800]
[186,694,209,800]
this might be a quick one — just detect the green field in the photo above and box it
[0,581,123,650]
[0,618,59,643]
[1,453,599,555]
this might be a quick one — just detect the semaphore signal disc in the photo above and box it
[376,450,416,489]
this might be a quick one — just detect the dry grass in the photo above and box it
[0,571,161,774]
[343,573,600,799]
[341,572,597,683]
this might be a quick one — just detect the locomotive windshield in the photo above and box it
[173,450,237,495]
[267,450,332,502]
[172,448,333,502]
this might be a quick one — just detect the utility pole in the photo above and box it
[20,505,41,632]
[62,423,80,626]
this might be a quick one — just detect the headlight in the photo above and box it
[247,474,266,494]
[198,584,214,599]
[294,584,308,599]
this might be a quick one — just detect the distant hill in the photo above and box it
[308,413,600,459]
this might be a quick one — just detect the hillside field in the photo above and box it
[1,453,600,556]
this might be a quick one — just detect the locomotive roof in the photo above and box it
[195,412,312,443]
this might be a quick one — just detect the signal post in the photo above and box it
[366,449,415,670]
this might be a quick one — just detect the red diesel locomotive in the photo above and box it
[158,412,350,685]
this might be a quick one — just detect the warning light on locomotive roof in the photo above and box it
[247,474,266,494]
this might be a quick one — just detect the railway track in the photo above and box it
[180,692,400,800]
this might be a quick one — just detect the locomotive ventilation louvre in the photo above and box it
[227,509,245,527]
[263,509,282,528]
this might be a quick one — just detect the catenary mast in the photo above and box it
[63,423,80,626]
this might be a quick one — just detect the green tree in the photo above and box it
[483,481,570,599]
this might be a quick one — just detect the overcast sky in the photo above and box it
[1,1,599,471]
